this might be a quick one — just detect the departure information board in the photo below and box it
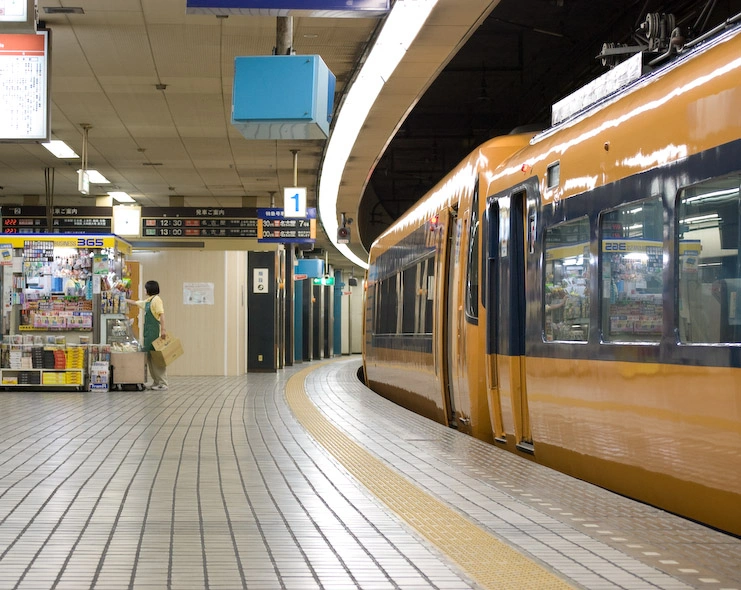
[0,30,49,141]
[1,206,112,234]
[141,207,317,242]
[257,208,316,243]
[140,207,259,238]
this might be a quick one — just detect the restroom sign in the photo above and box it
[253,268,269,293]
[283,187,307,218]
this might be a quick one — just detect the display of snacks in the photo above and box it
[101,290,127,314]
[110,341,140,352]
[104,317,140,351]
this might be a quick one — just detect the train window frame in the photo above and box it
[676,174,741,344]
[401,264,418,334]
[465,180,480,324]
[543,216,591,343]
[599,196,664,344]
[546,161,560,189]
[375,273,400,335]
[422,254,435,334]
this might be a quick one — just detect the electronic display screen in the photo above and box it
[0,30,50,141]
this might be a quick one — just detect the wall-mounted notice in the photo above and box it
[183,282,214,305]
[253,269,269,294]
[0,30,49,141]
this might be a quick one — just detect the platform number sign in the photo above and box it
[283,187,307,218]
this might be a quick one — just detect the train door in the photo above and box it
[487,190,533,452]
[484,200,505,442]
[442,207,460,426]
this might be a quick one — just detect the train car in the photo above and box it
[363,15,741,536]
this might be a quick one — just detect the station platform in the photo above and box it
[0,357,738,590]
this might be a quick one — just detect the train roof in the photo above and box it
[534,12,741,144]
[369,133,534,251]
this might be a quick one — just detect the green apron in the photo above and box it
[142,298,160,352]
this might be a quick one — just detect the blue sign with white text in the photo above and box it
[258,208,316,220]
[186,0,389,17]
[257,208,316,244]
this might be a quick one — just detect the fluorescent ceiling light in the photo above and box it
[318,0,438,270]
[87,170,111,183]
[42,140,79,158]
[78,169,110,183]
[684,188,738,203]
[682,213,719,224]
[108,191,136,203]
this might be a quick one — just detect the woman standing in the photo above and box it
[126,280,168,390]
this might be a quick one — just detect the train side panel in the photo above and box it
[527,358,741,534]
[365,137,532,437]
[363,210,449,424]
[481,25,741,534]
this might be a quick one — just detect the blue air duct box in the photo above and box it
[232,55,335,140]
[296,258,324,278]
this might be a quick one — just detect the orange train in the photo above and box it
[363,15,741,535]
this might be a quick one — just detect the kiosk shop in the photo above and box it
[0,235,133,390]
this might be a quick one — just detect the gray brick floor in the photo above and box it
[0,357,738,590]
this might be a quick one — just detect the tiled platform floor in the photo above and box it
[0,356,738,590]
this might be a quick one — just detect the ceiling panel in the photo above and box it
[16,0,729,272]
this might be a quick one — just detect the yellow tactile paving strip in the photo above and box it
[286,363,575,590]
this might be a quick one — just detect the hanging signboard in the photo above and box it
[1,206,113,234]
[257,208,316,244]
[0,30,50,141]
[141,207,259,238]
[0,0,35,33]
[283,187,307,218]
[186,0,389,17]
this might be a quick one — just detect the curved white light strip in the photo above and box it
[318,0,439,270]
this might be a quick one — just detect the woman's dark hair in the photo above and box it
[145,280,160,296]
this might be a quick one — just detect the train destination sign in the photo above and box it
[140,207,259,238]
[257,208,316,244]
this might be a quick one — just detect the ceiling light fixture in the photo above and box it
[317,0,439,269]
[42,140,79,158]
[108,191,136,203]
[77,169,110,184]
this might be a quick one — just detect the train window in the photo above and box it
[424,256,435,334]
[401,265,417,333]
[600,198,664,342]
[465,182,480,322]
[543,217,590,342]
[546,162,560,189]
[376,275,399,334]
[465,216,479,321]
[677,175,741,343]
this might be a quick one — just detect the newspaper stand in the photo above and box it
[89,360,110,392]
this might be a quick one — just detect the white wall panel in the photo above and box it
[132,249,247,376]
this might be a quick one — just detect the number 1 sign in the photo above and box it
[283,187,307,218]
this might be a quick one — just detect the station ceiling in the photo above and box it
[360,0,741,248]
[1,0,739,272]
